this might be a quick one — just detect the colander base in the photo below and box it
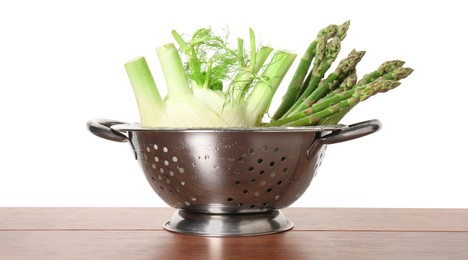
[163,209,294,237]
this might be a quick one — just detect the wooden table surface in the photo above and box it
[1,208,468,259]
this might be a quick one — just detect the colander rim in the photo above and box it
[111,123,348,133]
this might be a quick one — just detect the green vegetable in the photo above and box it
[269,21,413,126]
[125,27,294,127]
[124,57,165,127]
[124,21,413,128]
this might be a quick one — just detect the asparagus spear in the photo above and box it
[331,71,358,95]
[318,66,413,125]
[317,107,352,125]
[295,21,350,100]
[336,20,351,41]
[272,22,353,120]
[268,85,359,126]
[283,80,401,126]
[323,64,412,100]
[288,49,366,115]
[270,21,413,127]
[380,67,414,83]
[271,41,319,120]
[269,79,400,126]
[281,37,342,118]
[356,60,405,86]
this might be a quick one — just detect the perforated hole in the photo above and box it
[143,142,298,211]
[314,161,323,171]
[145,140,187,197]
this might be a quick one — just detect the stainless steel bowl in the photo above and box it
[87,119,381,236]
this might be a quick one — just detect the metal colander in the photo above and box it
[88,119,381,236]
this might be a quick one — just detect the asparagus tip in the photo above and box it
[394,67,414,80]
[337,20,351,40]
[378,60,405,74]
[317,24,338,38]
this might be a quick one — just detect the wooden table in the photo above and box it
[1,208,468,259]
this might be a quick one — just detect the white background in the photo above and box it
[1,0,467,207]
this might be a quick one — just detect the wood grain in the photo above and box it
[1,208,468,259]
[1,230,468,259]
[2,207,468,231]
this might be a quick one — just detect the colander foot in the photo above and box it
[163,209,293,237]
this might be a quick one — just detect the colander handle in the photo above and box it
[87,119,128,142]
[307,119,382,159]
